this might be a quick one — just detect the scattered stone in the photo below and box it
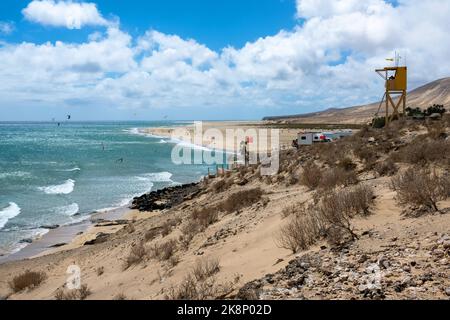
[445,287,450,296]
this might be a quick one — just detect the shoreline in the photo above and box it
[0,204,133,264]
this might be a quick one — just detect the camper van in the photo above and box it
[297,132,329,146]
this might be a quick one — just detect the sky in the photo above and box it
[0,0,449,121]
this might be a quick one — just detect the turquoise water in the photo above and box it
[0,121,211,255]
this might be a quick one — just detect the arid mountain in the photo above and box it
[264,77,450,124]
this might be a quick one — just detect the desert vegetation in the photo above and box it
[55,284,91,300]
[391,167,450,215]
[9,270,46,293]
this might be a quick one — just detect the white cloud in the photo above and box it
[23,0,108,29]
[1,0,450,116]
[0,21,14,35]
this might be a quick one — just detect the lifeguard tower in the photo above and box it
[375,55,407,125]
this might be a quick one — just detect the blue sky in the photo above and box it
[0,0,298,50]
[0,0,449,121]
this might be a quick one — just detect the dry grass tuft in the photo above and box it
[124,241,147,269]
[191,206,219,229]
[150,239,178,262]
[9,270,47,293]
[218,188,263,213]
[319,167,358,191]
[165,273,237,300]
[144,228,159,242]
[192,257,221,281]
[374,159,398,176]
[55,284,91,300]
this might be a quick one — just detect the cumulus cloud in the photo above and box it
[22,0,108,29]
[1,0,450,115]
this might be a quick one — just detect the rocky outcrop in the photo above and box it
[131,183,201,212]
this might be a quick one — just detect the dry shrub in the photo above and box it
[161,219,180,237]
[212,179,233,193]
[144,228,159,242]
[319,185,375,244]
[281,203,298,218]
[426,121,447,140]
[354,143,377,164]
[300,162,322,190]
[219,188,263,213]
[391,167,450,214]
[179,220,200,249]
[345,184,375,216]
[124,241,146,269]
[165,274,236,300]
[55,284,91,300]
[192,257,221,281]
[319,192,357,243]
[319,167,358,191]
[375,159,398,176]
[275,212,321,253]
[392,139,450,165]
[337,157,357,171]
[9,270,46,293]
[150,239,178,261]
[191,206,219,229]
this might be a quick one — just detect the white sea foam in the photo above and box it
[141,171,173,182]
[0,202,21,229]
[59,203,79,216]
[39,179,75,195]
[59,167,81,172]
[158,139,167,144]
[0,171,31,179]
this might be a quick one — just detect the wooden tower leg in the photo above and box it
[385,91,390,125]
[402,90,406,116]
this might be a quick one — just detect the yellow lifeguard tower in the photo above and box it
[375,60,407,125]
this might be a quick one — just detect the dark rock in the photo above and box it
[94,220,129,227]
[49,243,67,248]
[40,224,60,230]
[19,238,33,244]
[445,287,450,296]
[83,232,109,245]
[131,183,201,212]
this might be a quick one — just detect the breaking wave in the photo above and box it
[39,179,75,195]
[0,202,21,230]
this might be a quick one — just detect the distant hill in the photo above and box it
[263,77,450,124]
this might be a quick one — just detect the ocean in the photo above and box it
[0,121,212,256]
